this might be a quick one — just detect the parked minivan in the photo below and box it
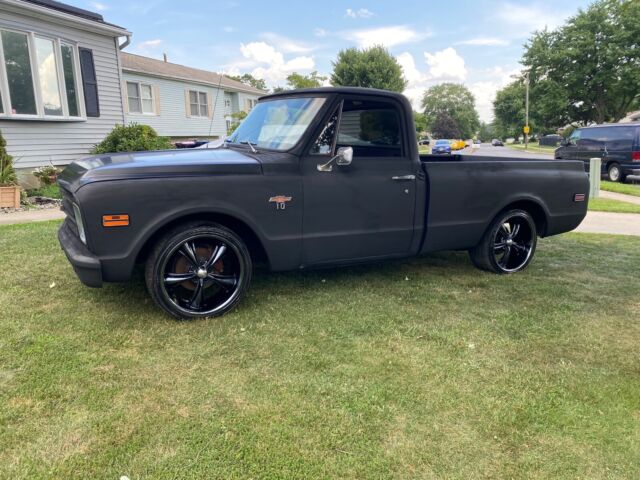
[554,123,640,182]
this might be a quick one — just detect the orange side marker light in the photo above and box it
[103,214,130,227]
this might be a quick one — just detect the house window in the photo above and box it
[244,98,257,111]
[35,37,63,116]
[0,28,83,119]
[189,90,208,117]
[127,81,154,114]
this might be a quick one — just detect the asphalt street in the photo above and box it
[458,144,554,159]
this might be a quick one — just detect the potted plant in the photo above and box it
[0,130,20,209]
[33,164,61,186]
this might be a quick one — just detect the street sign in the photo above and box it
[523,125,530,134]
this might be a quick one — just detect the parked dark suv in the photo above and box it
[554,123,640,182]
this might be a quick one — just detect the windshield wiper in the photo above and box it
[240,140,258,154]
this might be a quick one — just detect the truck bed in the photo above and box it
[418,154,589,254]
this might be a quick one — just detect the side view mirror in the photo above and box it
[317,146,354,172]
[335,146,353,166]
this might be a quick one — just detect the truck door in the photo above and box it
[300,97,417,266]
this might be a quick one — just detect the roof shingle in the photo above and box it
[121,53,267,95]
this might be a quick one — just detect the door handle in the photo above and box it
[392,175,416,181]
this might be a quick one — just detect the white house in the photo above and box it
[0,0,131,177]
[120,53,265,140]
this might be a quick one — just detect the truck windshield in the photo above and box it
[226,97,326,151]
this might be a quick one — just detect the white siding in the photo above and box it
[0,7,125,169]
[122,72,261,138]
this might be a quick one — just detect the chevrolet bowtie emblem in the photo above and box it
[269,195,292,210]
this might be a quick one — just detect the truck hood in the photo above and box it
[58,148,262,192]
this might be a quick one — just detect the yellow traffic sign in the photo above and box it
[523,126,530,134]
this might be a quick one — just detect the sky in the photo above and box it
[72,0,592,122]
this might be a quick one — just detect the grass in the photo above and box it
[1,221,640,479]
[601,181,640,197]
[25,183,62,199]
[589,197,640,214]
[506,142,556,155]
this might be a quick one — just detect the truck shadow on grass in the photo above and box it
[87,251,481,321]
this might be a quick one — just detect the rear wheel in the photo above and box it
[469,209,537,274]
[607,163,625,183]
[145,222,252,319]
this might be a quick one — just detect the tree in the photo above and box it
[522,0,640,125]
[431,113,461,139]
[421,83,480,139]
[493,81,526,140]
[286,71,327,89]
[413,112,427,135]
[477,122,495,142]
[227,73,267,91]
[331,46,407,93]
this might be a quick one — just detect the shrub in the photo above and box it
[0,130,17,186]
[92,123,173,154]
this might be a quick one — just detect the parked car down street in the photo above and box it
[432,139,452,154]
[492,139,504,146]
[554,123,640,183]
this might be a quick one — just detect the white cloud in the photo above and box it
[458,37,509,46]
[314,28,328,38]
[345,8,374,19]
[497,3,569,34]
[425,47,467,81]
[344,25,427,48]
[396,52,426,85]
[222,26,235,33]
[230,41,316,86]
[260,32,316,54]
[131,39,163,56]
[469,66,522,121]
[90,2,108,11]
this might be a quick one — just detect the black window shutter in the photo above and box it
[79,48,100,117]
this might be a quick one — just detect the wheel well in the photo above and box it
[503,200,548,237]
[135,213,269,267]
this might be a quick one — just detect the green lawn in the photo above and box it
[506,142,556,155]
[601,181,640,197]
[589,197,640,214]
[1,221,639,479]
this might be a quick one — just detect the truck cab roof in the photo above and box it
[260,87,408,102]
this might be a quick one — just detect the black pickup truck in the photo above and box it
[58,87,589,319]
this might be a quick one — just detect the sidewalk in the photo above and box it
[599,190,640,206]
[575,211,640,237]
[0,208,65,226]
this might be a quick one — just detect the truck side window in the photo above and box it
[310,106,340,155]
[336,100,402,157]
[569,129,581,145]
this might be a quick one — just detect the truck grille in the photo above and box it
[60,187,79,238]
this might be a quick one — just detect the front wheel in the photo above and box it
[469,209,537,274]
[145,222,252,319]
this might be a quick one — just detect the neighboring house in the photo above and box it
[120,53,265,140]
[0,0,131,176]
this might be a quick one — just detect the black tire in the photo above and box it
[607,163,625,183]
[469,209,537,274]
[145,222,252,320]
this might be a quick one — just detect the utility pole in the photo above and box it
[524,70,530,150]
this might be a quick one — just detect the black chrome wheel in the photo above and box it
[469,209,538,274]
[146,223,252,319]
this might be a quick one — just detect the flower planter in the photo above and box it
[0,185,21,209]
